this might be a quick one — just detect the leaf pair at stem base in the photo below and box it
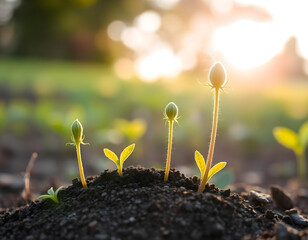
[104,144,135,177]
[195,151,226,191]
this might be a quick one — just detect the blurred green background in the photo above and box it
[0,0,308,188]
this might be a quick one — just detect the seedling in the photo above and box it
[163,102,179,181]
[273,121,308,180]
[38,186,63,204]
[197,62,228,192]
[67,119,88,188]
[195,151,226,187]
[104,144,135,176]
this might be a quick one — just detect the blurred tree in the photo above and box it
[7,0,146,61]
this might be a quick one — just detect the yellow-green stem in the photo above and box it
[118,164,123,177]
[76,143,88,188]
[297,151,306,181]
[198,88,220,192]
[164,120,174,181]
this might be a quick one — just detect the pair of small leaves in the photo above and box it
[38,186,63,204]
[273,121,308,154]
[195,150,226,184]
[104,144,135,173]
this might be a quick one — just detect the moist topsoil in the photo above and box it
[0,167,308,240]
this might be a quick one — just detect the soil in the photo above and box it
[0,167,307,240]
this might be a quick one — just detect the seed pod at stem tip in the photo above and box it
[165,102,178,122]
[72,119,83,144]
[209,62,227,89]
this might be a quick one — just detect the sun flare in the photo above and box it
[212,20,287,70]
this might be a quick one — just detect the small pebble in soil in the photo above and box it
[88,220,98,228]
[289,212,308,227]
[270,185,294,210]
[95,233,108,240]
[222,189,231,197]
[265,210,275,220]
[249,190,272,205]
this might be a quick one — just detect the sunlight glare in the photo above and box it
[234,0,308,62]
[135,44,182,81]
[213,20,286,70]
[177,49,197,70]
[135,11,161,33]
[107,21,126,42]
[121,27,144,50]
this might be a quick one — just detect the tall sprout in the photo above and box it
[164,102,179,181]
[197,62,227,192]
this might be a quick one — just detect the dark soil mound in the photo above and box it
[0,167,307,240]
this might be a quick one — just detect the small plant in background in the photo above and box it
[38,186,63,204]
[163,102,179,181]
[197,62,228,192]
[273,121,308,180]
[67,119,89,188]
[114,118,147,142]
[195,151,226,187]
[104,144,135,176]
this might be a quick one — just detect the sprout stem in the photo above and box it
[164,120,174,181]
[297,151,306,181]
[76,143,88,188]
[118,164,123,177]
[199,88,220,192]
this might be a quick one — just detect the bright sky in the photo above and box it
[213,0,308,70]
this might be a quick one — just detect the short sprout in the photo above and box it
[38,186,63,204]
[68,119,89,188]
[273,121,308,180]
[104,144,135,176]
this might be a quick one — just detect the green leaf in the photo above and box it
[194,150,205,178]
[120,144,135,165]
[299,121,308,147]
[104,148,119,164]
[55,186,64,196]
[207,162,227,182]
[38,195,52,200]
[47,187,54,196]
[273,127,301,152]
